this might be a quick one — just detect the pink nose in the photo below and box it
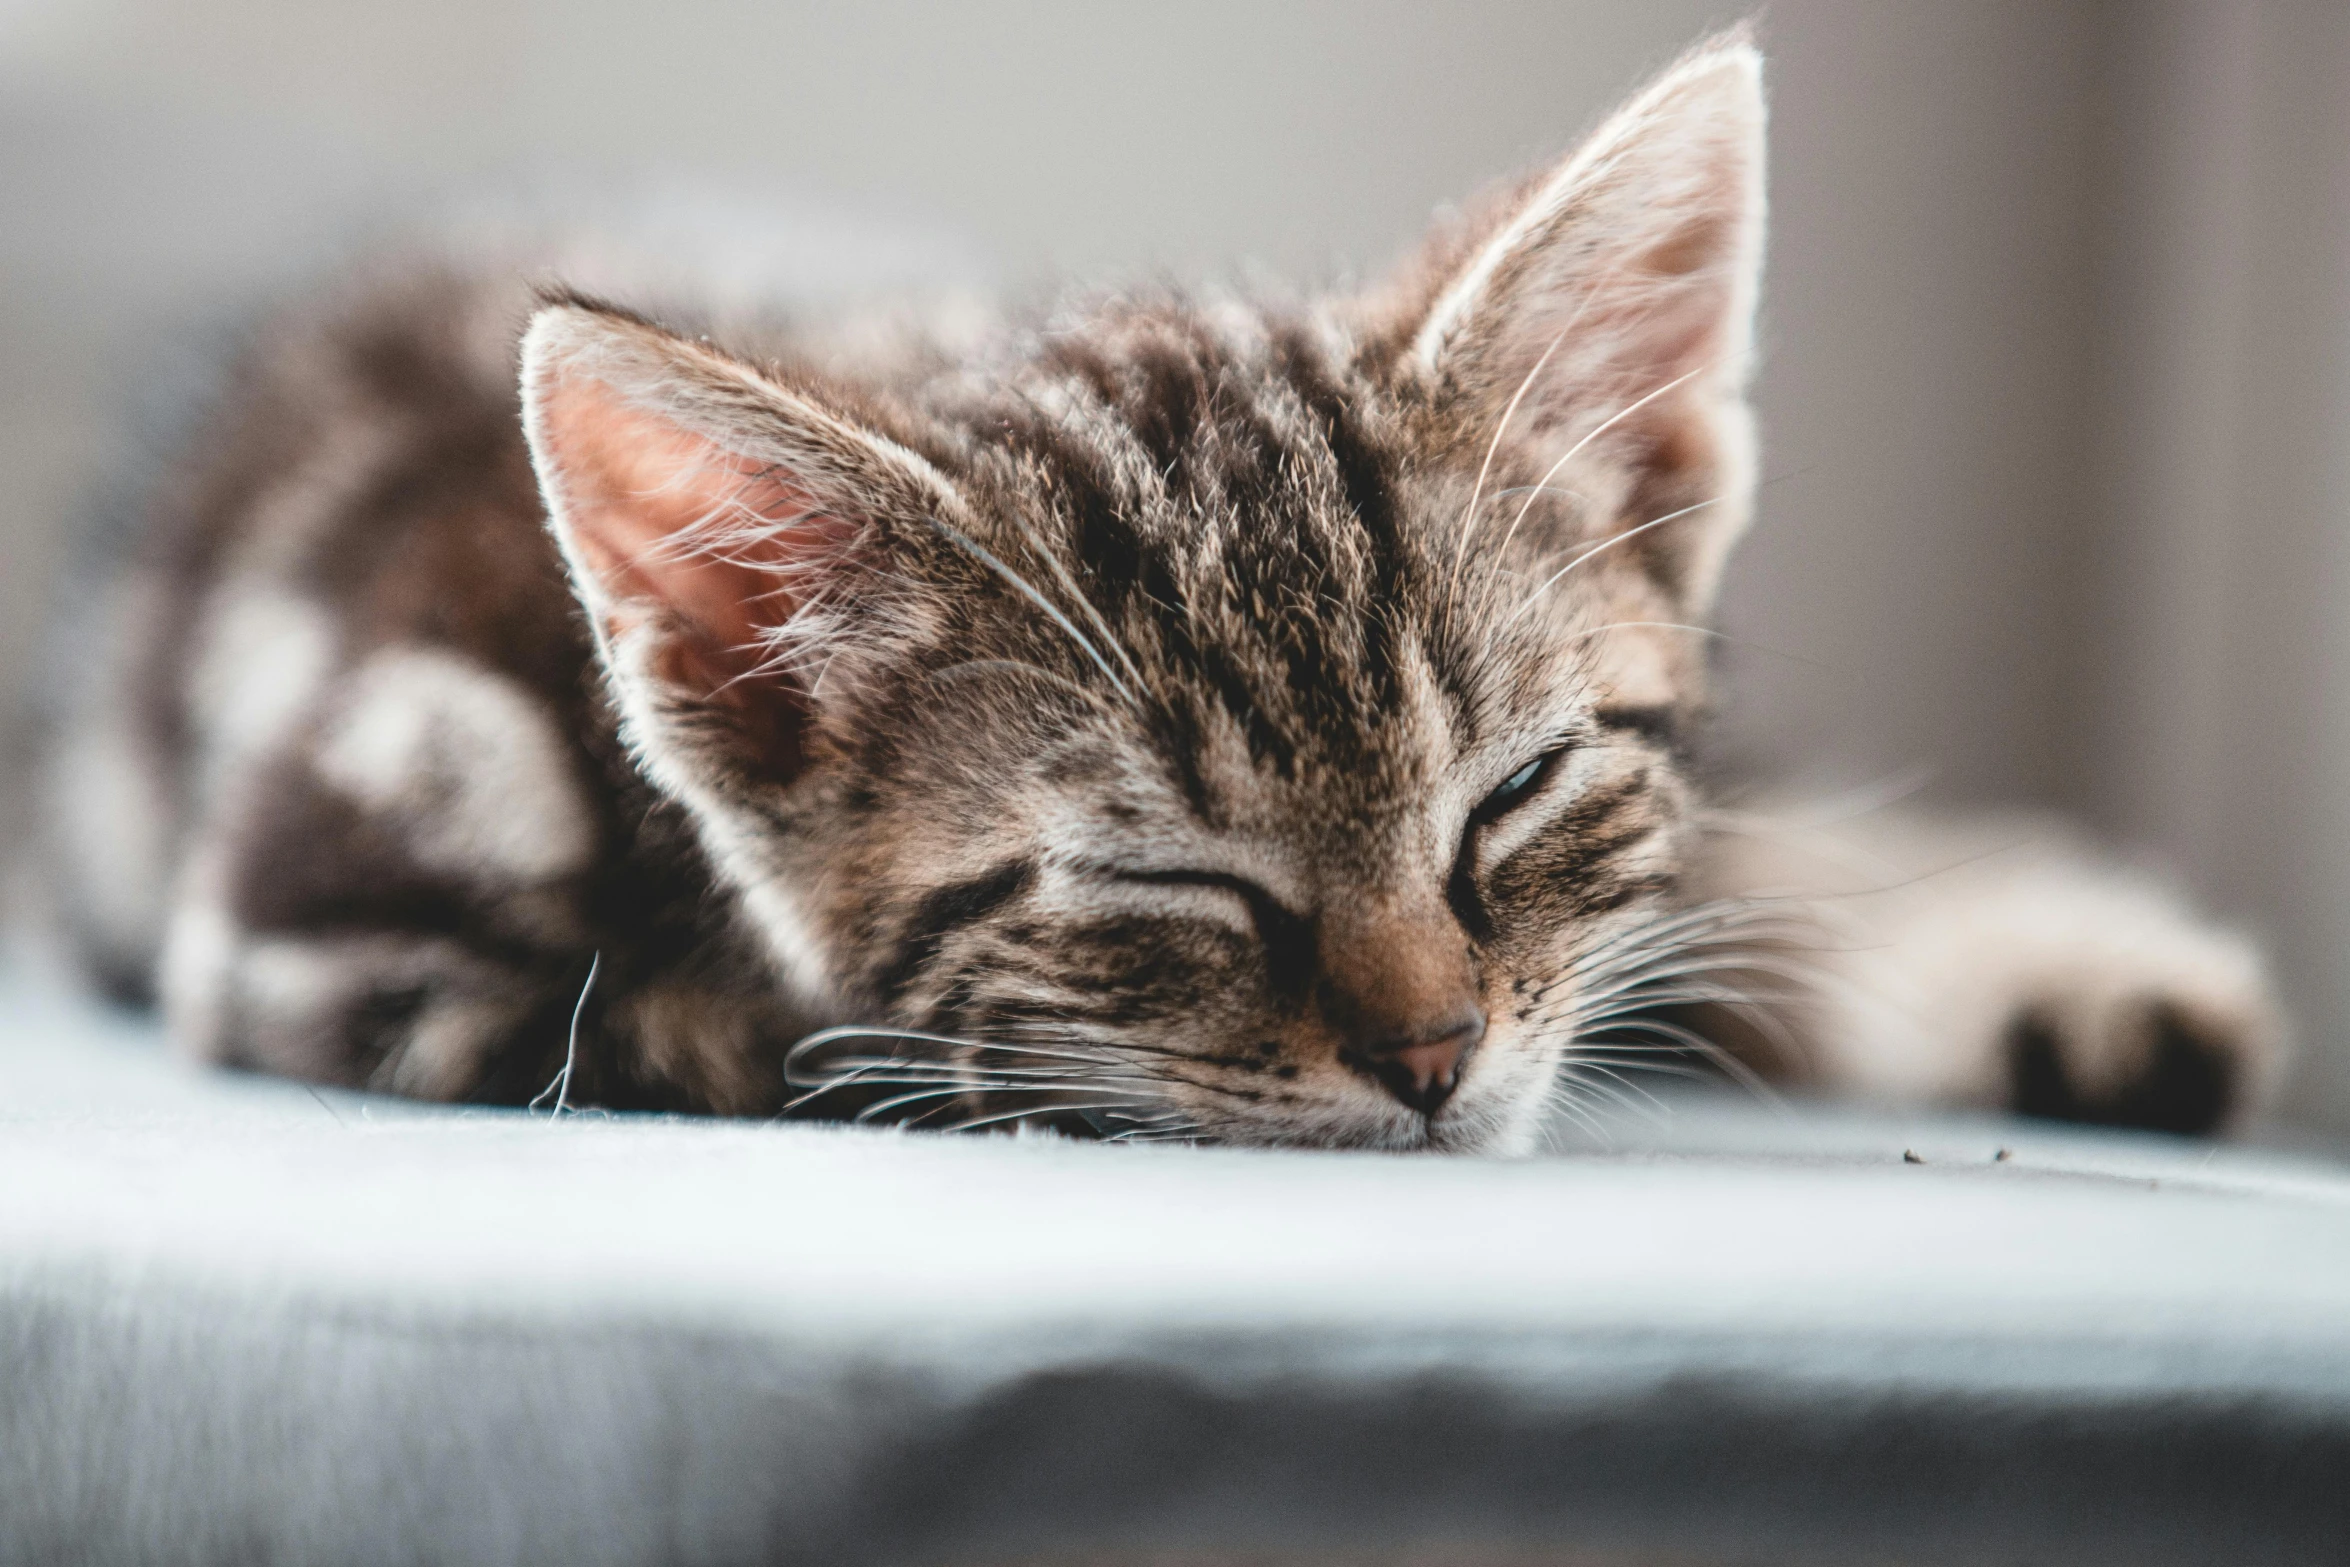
[1349,1015,1484,1117]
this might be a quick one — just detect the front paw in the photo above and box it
[1954,888,2285,1136]
[1736,816,2291,1135]
[2003,995,2267,1136]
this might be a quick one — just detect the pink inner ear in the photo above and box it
[536,369,858,781]
[538,371,850,686]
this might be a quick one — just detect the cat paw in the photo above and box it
[2001,993,2270,1136]
[1921,882,2286,1136]
[1746,817,2291,1135]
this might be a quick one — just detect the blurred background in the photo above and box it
[5,1,2350,1128]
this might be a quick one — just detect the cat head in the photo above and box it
[519,37,1765,1151]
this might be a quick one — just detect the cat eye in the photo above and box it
[1108,866,1298,930]
[1108,867,1314,980]
[1471,749,1565,825]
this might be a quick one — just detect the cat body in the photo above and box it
[41,38,2282,1149]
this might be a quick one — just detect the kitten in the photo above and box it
[39,36,2282,1150]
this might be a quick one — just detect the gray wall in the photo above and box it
[6,2,2349,1126]
[2075,2,2350,1131]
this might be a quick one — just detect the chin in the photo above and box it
[1183,1073,1553,1155]
[1431,1063,1556,1156]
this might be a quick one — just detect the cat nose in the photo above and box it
[1346,1011,1486,1117]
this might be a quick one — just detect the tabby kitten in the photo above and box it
[42,38,2281,1151]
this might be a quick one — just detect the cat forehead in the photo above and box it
[949,297,1391,501]
[940,311,1437,732]
[935,300,1457,632]
[869,296,1635,788]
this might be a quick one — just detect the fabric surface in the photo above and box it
[5,965,2348,1566]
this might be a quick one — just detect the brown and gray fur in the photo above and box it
[39,38,2283,1150]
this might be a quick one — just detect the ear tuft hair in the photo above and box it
[1403,33,1768,612]
[519,300,964,787]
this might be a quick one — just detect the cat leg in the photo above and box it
[1685,807,2285,1133]
[161,896,579,1101]
[158,645,600,1102]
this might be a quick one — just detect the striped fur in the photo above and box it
[40,37,2281,1148]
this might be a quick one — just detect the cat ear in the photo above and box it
[519,298,961,792]
[1405,36,1766,612]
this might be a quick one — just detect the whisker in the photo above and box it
[1560,619,1728,649]
[802,1061,1105,1086]
[1561,939,1825,998]
[928,518,1138,708]
[1491,496,1721,649]
[785,1024,1121,1080]
[942,1099,1165,1135]
[851,1078,1162,1123]
[1004,512,1148,699]
[1486,360,1715,586]
[1448,324,1577,595]
[528,950,600,1117]
[779,1063,1001,1117]
[1574,989,1814,1083]
[1556,901,1816,967]
[779,1016,1192,1136]
[1543,1081,1618,1143]
[1564,955,1820,1008]
[1552,1052,1720,1083]
[1571,895,1803,954]
[1556,1060,1676,1121]
[922,658,1125,716]
[1481,483,1597,507]
[1104,1120,1205,1145]
[1570,1015,1785,1107]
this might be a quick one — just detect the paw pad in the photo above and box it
[2005,1002,2236,1135]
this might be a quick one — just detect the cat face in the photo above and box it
[520,39,1764,1151]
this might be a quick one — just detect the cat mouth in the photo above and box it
[777,1022,1511,1148]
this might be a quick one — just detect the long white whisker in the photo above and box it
[853,1079,1164,1123]
[928,518,1138,707]
[1566,979,1785,1022]
[780,1018,1187,1134]
[529,950,600,1117]
[853,1083,1021,1122]
[1551,953,1827,1025]
[1566,981,1817,1080]
[1564,898,1811,963]
[784,1025,986,1085]
[1010,515,1149,698]
[801,1061,1114,1086]
[1559,1060,1676,1121]
[1485,360,1714,587]
[786,1024,1120,1072]
[923,658,1125,716]
[803,1042,1127,1073]
[943,1099,1163,1134]
[1543,1081,1617,1143]
[1566,1015,1785,1106]
[1559,619,1729,649]
[1448,325,1577,594]
[1522,920,1814,1005]
[1480,483,1597,507]
[1492,497,1721,648]
[1105,1120,1204,1144]
[1552,1053,1720,1082]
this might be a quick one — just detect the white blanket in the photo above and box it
[6,967,2346,1565]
